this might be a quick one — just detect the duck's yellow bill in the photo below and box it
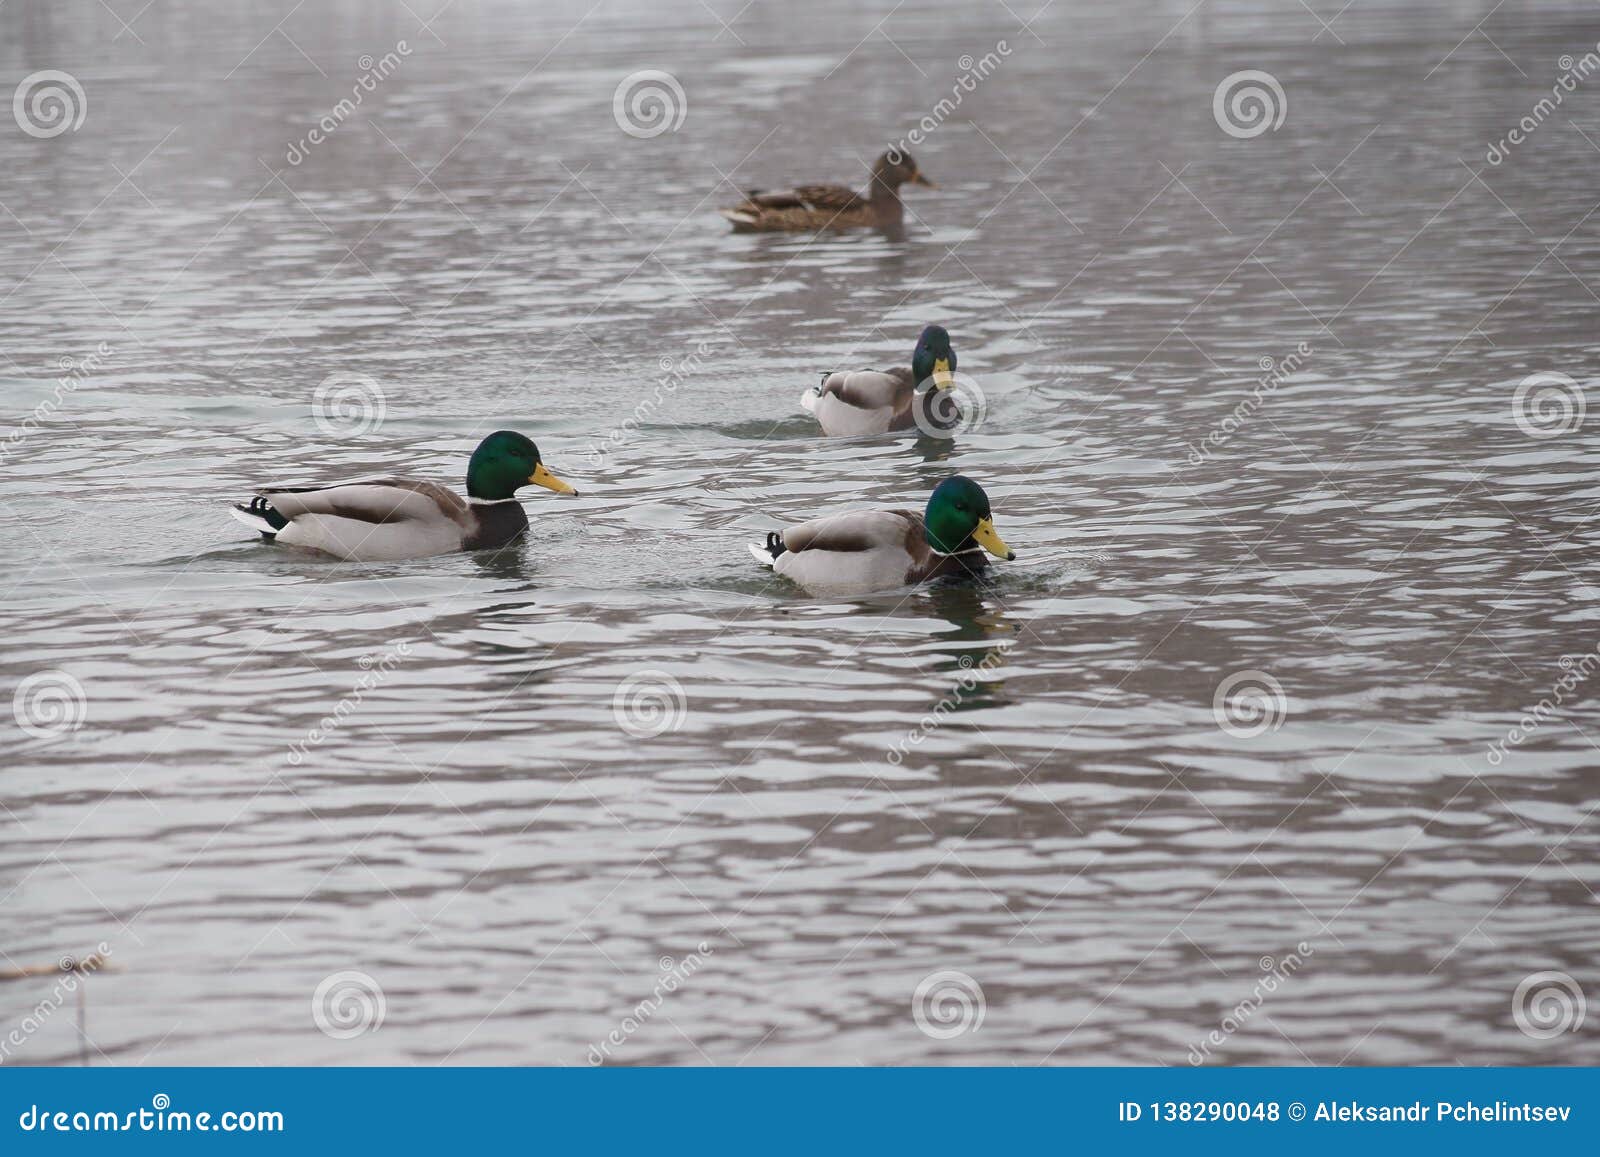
[932,357,954,387]
[973,517,1015,561]
[529,463,577,495]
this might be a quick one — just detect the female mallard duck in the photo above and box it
[719,149,934,233]
[229,430,577,562]
[802,325,960,436]
[748,475,1015,594]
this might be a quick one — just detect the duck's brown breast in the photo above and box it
[462,501,530,551]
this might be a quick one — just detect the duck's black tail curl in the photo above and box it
[232,495,288,538]
[764,531,787,560]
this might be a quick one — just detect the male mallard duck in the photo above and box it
[802,325,960,436]
[748,475,1015,594]
[719,149,934,233]
[229,430,577,562]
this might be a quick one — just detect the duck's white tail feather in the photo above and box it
[800,388,820,413]
[229,505,277,535]
[747,542,776,568]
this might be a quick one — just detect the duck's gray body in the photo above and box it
[230,480,528,562]
[801,369,960,436]
[749,508,986,595]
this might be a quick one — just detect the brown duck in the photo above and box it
[719,149,934,233]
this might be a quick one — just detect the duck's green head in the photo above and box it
[924,475,1015,560]
[466,430,578,501]
[911,325,956,389]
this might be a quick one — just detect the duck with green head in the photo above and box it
[802,325,963,437]
[749,475,1015,594]
[230,430,578,561]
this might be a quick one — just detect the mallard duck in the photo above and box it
[719,149,934,233]
[802,325,960,436]
[229,430,577,561]
[748,475,1015,594]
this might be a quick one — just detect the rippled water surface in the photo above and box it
[4,0,1600,1065]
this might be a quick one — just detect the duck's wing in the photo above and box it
[738,183,864,214]
[259,478,469,525]
[765,509,923,592]
[802,368,916,435]
[781,509,912,553]
[816,367,913,410]
[242,479,474,561]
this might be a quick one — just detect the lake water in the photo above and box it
[3,0,1599,1066]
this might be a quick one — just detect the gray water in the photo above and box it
[3,0,1599,1067]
